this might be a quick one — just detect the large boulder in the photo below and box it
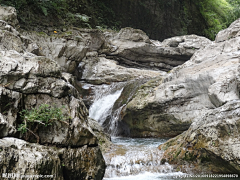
[0,49,99,146]
[120,19,240,138]
[100,28,211,72]
[0,137,106,180]
[159,101,240,174]
[78,55,165,84]
[0,42,98,146]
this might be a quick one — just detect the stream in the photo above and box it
[87,83,185,179]
[103,137,185,180]
[86,82,228,180]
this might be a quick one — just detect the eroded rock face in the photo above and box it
[0,6,18,28]
[0,25,97,147]
[23,94,97,146]
[0,138,63,179]
[121,19,240,138]
[79,56,165,84]
[0,138,106,180]
[20,28,105,74]
[159,101,240,174]
[0,87,21,138]
[0,11,106,179]
[61,145,106,180]
[100,28,211,72]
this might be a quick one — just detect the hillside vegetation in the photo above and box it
[0,0,240,40]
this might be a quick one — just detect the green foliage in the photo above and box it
[0,0,67,17]
[197,0,230,39]
[227,0,240,23]
[18,104,68,136]
[1,0,240,40]
[196,0,240,40]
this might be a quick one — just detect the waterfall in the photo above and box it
[87,82,185,179]
[89,83,124,134]
[89,88,123,125]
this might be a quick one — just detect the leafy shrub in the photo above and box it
[18,104,69,142]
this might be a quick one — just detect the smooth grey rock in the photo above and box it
[215,18,240,42]
[79,56,166,84]
[121,25,240,138]
[101,29,211,72]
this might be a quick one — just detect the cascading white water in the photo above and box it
[88,82,186,180]
[103,137,185,180]
[108,105,125,136]
[88,83,125,135]
[89,88,123,125]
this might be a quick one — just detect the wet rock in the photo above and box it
[106,79,150,135]
[88,117,112,152]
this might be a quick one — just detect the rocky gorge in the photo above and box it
[0,4,240,179]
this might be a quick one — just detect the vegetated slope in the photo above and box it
[0,0,240,40]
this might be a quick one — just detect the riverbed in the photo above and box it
[103,137,185,180]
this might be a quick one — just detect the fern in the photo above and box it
[40,6,48,16]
